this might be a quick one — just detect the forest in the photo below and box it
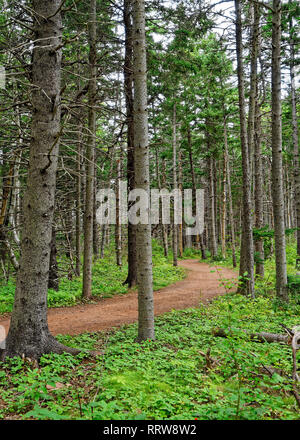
[0,0,299,423]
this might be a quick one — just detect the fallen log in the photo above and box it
[212,327,290,344]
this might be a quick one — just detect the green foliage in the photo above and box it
[253,227,298,261]
[0,292,299,420]
[287,274,300,295]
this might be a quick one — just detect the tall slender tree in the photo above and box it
[234,0,255,298]
[271,0,288,301]
[133,0,155,341]
[123,0,137,287]
[82,0,97,299]
[288,0,300,258]
[172,102,178,267]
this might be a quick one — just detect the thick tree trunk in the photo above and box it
[1,0,80,360]
[133,0,155,341]
[234,0,255,298]
[271,0,288,301]
[82,0,97,299]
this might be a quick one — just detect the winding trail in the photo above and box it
[0,260,237,336]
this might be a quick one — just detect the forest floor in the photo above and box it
[0,260,237,336]
[1,251,299,420]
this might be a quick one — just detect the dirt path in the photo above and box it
[0,260,237,336]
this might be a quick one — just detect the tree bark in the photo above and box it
[123,0,137,287]
[75,123,83,277]
[172,102,178,267]
[82,0,97,299]
[234,0,255,298]
[178,149,183,257]
[48,227,59,291]
[1,0,80,360]
[155,148,168,257]
[254,100,265,278]
[133,0,155,341]
[224,118,237,267]
[93,161,99,258]
[247,2,259,182]
[221,149,227,259]
[208,155,217,258]
[249,3,264,278]
[271,0,288,301]
[288,1,300,257]
[115,156,122,267]
[161,157,169,256]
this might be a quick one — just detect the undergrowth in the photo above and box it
[0,292,299,420]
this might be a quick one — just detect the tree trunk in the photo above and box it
[224,118,237,267]
[75,123,83,277]
[133,0,155,341]
[0,163,14,268]
[93,161,99,258]
[247,2,259,183]
[123,0,137,287]
[115,157,122,267]
[155,148,168,257]
[250,3,264,278]
[82,0,97,299]
[48,227,59,291]
[271,0,288,301]
[172,102,178,267]
[254,100,265,278]
[1,0,80,360]
[288,1,300,257]
[178,149,183,257]
[208,155,217,258]
[234,0,255,298]
[221,149,227,259]
[161,157,169,256]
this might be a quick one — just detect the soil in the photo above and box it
[0,259,237,336]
